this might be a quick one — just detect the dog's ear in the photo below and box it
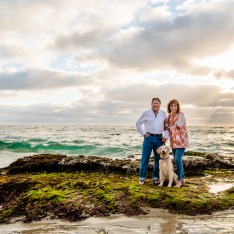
[156,146,162,154]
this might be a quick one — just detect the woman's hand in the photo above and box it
[164,123,169,130]
[175,124,181,130]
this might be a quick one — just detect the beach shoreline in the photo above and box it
[0,208,233,234]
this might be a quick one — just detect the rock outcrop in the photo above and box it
[2,152,234,176]
[0,153,233,224]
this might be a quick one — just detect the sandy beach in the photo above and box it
[0,209,234,233]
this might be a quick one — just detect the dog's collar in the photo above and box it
[160,156,170,160]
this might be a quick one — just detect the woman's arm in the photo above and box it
[175,112,186,129]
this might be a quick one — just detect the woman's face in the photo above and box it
[170,103,177,113]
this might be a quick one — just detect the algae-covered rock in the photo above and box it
[5,154,67,174]
[2,152,234,176]
[0,153,233,224]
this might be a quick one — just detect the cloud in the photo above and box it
[0,68,91,90]
[43,0,234,77]
[54,29,108,50]
[103,83,234,107]
[1,0,234,75]
[215,69,234,80]
[101,0,234,73]
[183,106,234,126]
[208,107,234,125]
[0,0,233,125]
[0,81,233,125]
[0,101,136,125]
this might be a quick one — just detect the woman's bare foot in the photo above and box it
[182,178,185,184]
[174,180,183,187]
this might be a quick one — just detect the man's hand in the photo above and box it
[161,138,167,143]
[144,133,150,138]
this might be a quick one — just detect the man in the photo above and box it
[136,97,168,185]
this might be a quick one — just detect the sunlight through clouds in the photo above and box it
[194,47,234,70]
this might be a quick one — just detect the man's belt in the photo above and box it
[147,133,162,137]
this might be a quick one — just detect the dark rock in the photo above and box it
[1,153,233,177]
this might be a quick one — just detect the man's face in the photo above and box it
[151,100,161,112]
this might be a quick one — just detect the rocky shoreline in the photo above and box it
[0,153,233,224]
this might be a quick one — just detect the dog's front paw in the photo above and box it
[168,184,172,188]
[158,183,163,187]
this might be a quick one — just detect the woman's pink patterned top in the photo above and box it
[168,112,189,149]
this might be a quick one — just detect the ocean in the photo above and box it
[0,125,233,168]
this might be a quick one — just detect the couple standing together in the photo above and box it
[136,98,189,188]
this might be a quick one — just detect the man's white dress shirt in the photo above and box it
[136,108,168,137]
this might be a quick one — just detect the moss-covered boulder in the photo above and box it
[3,152,234,176]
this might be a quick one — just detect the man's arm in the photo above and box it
[136,112,147,137]
[162,112,169,143]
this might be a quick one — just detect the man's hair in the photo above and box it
[167,99,181,113]
[151,97,161,104]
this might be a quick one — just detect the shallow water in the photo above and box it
[0,209,233,234]
[208,182,234,194]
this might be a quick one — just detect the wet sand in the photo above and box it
[0,209,233,234]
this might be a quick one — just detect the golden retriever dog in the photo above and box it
[157,145,178,187]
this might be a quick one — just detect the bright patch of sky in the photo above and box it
[193,47,234,71]
[148,0,187,14]
[2,62,24,73]
[49,53,98,73]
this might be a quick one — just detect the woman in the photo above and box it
[167,99,189,187]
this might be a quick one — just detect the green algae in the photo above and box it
[184,151,208,157]
[26,186,66,202]
[204,169,234,177]
[0,167,233,223]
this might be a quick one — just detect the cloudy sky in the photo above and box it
[0,0,234,126]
